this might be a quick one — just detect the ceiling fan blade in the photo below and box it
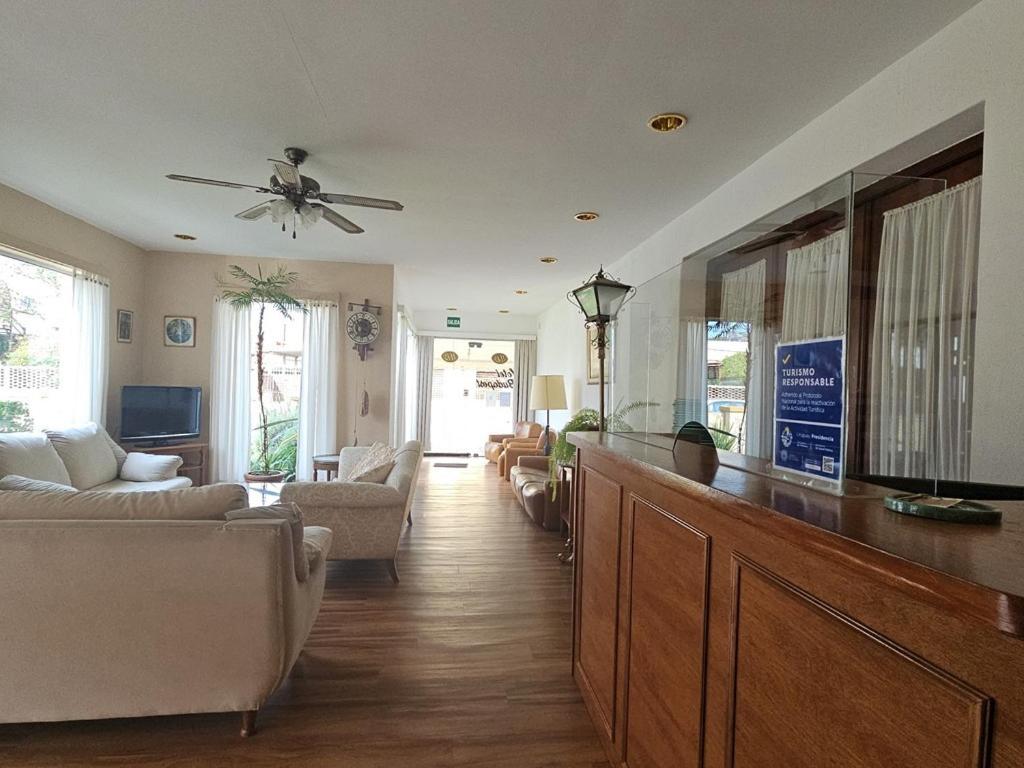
[318,193,404,211]
[268,160,301,188]
[235,201,274,221]
[316,204,364,234]
[166,174,269,191]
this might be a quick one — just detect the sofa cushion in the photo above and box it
[90,476,193,493]
[0,474,76,492]
[44,423,119,490]
[348,442,395,484]
[225,502,308,581]
[0,433,73,486]
[0,482,248,521]
[120,452,184,482]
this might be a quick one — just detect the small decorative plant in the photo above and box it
[548,399,656,492]
[220,265,304,478]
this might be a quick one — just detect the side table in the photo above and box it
[312,454,340,481]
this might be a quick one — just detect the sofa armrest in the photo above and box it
[487,432,513,443]
[504,445,545,478]
[517,455,551,472]
[281,481,403,509]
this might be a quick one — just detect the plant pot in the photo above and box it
[244,470,287,484]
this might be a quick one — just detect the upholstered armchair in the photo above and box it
[484,420,542,464]
[500,430,557,480]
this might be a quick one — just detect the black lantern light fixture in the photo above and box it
[568,266,635,429]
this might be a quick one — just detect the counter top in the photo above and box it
[569,431,1024,636]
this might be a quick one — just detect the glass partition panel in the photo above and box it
[609,169,991,498]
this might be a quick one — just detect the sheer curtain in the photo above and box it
[390,311,409,447]
[296,301,339,480]
[512,339,537,423]
[782,230,847,342]
[209,298,251,483]
[869,177,981,481]
[721,260,770,456]
[62,270,110,426]
[676,319,707,428]
[414,335,434,450]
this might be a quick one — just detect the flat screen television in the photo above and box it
[121,386,201,444]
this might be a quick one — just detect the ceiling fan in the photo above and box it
[166,147,403,238]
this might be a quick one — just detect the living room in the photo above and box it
[3,0,1024,766]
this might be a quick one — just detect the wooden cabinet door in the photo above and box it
[727,556,992,768]
[575,466,624,747]
[622,496,710,768]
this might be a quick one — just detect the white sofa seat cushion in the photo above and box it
[44,423,119,490]
[0,474,76,492]
[120,452,183,482]
[90,476,193,493]
[0,433,73,486]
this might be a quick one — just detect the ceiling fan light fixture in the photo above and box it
[647,112,688,132]
[574,211,599,222]
[173,233,197,240]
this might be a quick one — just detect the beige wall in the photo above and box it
[142,252,395,448]
[0,183,146,434]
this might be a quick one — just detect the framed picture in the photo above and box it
[164,316,196,347]
[116,309,133,343]
[587,325,601,384]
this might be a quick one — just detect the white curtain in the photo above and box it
[721,260,771,456]
[297,301,339,480]
[869,177,981,481]
[782,230,847,342]
[62,270,110,427]
[390,311,409,447]
[209,298,251,483]
[676,319,707,428]
[512,339,537,423]
[414,335,434,450]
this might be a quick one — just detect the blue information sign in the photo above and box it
[773,337,844,482]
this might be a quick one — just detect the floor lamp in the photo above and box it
[530,374,567,455]
[568,267,634,429]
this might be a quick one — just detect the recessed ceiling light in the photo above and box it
[647,112,688,132]
[498,309,510,314]
[173,233,197,241]
[446,307,458,311]
[574,212,599,222]
[514,289,528,295]
[539,257,558,264]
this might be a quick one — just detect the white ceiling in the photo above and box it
[0,0,980,315]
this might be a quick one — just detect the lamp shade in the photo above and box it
[569,268,633,323]
[529,374,568,411]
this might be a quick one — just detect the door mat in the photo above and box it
[433,462,469,468]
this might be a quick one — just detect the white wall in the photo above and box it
[537,298,594,431]
[412,308,536,338]
[537,0,1024,481]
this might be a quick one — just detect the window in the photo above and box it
[249,306,303,478]
[0,252,72,432]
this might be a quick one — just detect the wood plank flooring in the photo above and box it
[0,458,608,767]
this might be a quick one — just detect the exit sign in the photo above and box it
[446,316,461,328]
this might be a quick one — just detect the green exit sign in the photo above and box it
[446,316,461,328]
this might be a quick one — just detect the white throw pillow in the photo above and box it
[348,442,396,484]
[44,423,119,490]
[0,474,76,492]
[120,452,184,482]
[0,433,73,486]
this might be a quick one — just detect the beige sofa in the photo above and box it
[0,424,191,492]
[281,440,423,582]
[0,484,332,736]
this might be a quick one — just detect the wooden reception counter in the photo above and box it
[568,432,1024,768]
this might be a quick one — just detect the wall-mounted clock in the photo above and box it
[347,299,382,361]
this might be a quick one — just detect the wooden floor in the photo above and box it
[0,458,608,767]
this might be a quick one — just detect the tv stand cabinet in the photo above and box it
[123,442,207,487]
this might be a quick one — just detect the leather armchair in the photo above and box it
[500,430,557,480]
[484,420,542,463]
[510,454,562,531]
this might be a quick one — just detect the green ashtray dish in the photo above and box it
[884,494,1002,524]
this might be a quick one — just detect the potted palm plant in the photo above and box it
[220,264,304,483]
